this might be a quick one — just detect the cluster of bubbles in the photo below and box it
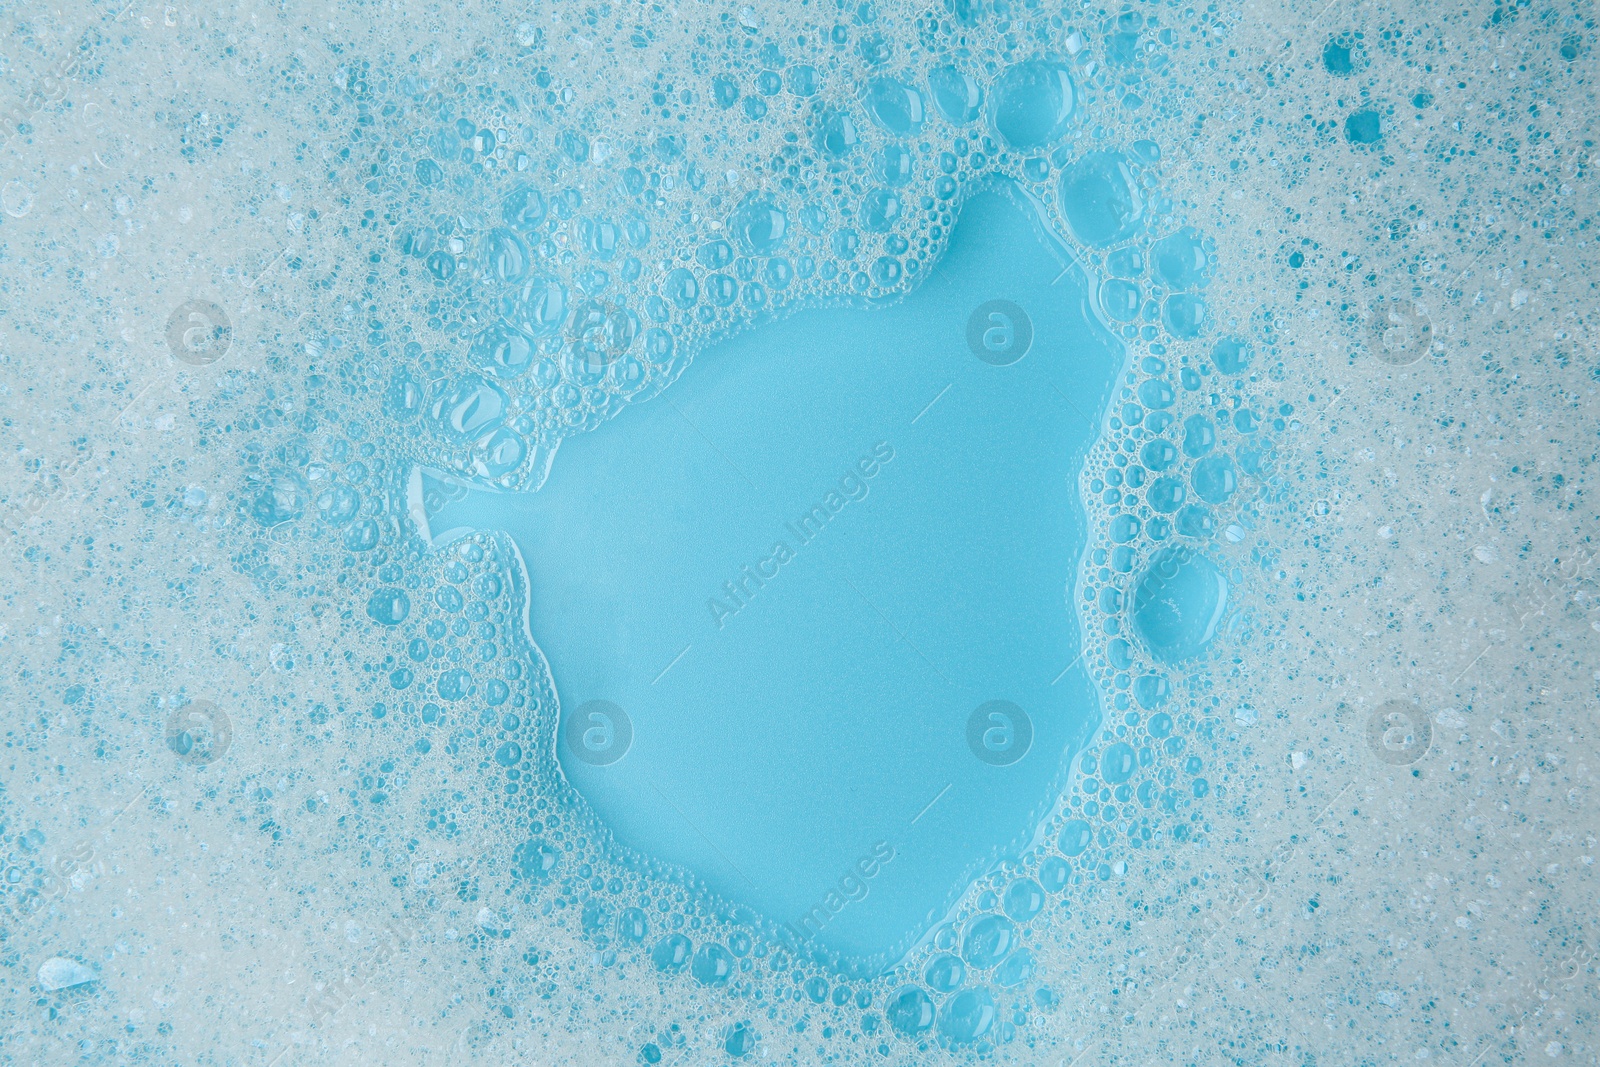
[196,0,1292,1059]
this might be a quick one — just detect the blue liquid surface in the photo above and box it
[428,184,1122,976]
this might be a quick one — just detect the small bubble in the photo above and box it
[1,181,33,218]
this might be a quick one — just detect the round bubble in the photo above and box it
[385,370,427,421]
[1059,818,1092,856]
[861,188,903,232]
[1060,151,1143,247]
[1177,505,1215,539]
[1131,548,1229,663]
[1101,279,1142,322]
[475,427,527,478]
[1141,438,1178,471]
[436,668,471,700]
[1152,227,1210,289]
[819,109,860,156]
[469,322,536,379]
[432,376,507,440]
[960,914,1015,968]
[666,267,699,308]
[1346,109,1382,144]
[937,986,997,1043]
[513,277,570,336]
[366,588,410,625]
[1162,293,1207,339]
[1002,878,1045,923]
[874,144,914,186]
[344,518,381,552]
[1149,476,1186,513]
[729,196,789,256]
[1039,856,1069,892]
[1182,413,1216,458]
[651,934,691,972]
[484,229,529,284]
[511,838,557,882]
[1192,453,1238,504]
[1101,741,1137,783]
[928,64,983,124]
[885,986,936,1036]
[787,65,821,96]
[990,60,1075,148]
[315,485,359,526]
[706,274,738,307]
[924,952,965,993]
[994,948,1034,988]
[251,472,307,526]
[1138,379,1175,409]
[1134,674,1171,710]
[617,907,648,942]
[414,158,443,185]
[503,184,548,230]
[698,239,734,270]
[691,943,734,985]
[863,76,925,135]
[1211,337,1252,374]
[580,218,620,261]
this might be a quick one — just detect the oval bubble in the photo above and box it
[1131,548,1229,663]
[937,986,997,1043]
[924,953,965,993]
[729,196,789,255]
[1152,227,1210,288]
[960,914,1015,968]
[1060,151,1143,247]
[468,322,537,379]
[1059,818,1092,856]
[990,60,1075,148]
[928,64,982,124]
[885,986,936,1036]
[863,76,925,135]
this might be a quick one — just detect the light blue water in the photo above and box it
[424,183,1120,976]
[15,1,1584,1063]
